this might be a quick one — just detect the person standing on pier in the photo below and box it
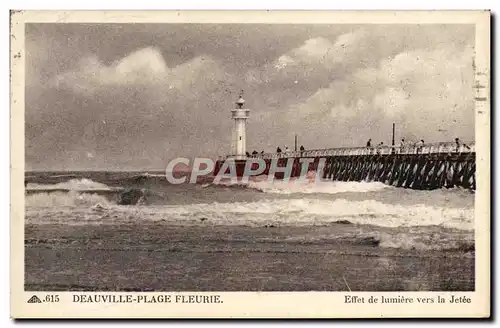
[455,138,461,152]
[276,146,282,153]
[284,145,289,153]
[366,139,373,154]
[416,139,424,154]
[400,138,406,154]
[454,138,471,152]
[300,145,305,156]
[376,142,384,155]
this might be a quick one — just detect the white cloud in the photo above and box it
[245,30,376,99]
[53,47,168,93]
[279,43,474,146]
[274,55,295,70]
[114,47,168,77]
[277,31,367,69]
[52,47,227,97]
[292,37,334,61]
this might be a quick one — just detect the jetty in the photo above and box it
[215,142,475,190]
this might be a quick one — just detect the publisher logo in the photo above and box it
[27,295,42,303]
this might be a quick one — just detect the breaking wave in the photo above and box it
[249,180,389,194]
[26,197,474,231]
[25,191,112,208]
[26,178,112,191]
[214,173,390,194]
[155,198,473,231]
[377,231,474,252]
[260,228,474,252]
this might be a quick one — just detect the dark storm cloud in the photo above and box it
[25,23,475,170]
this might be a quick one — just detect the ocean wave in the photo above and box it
[161,198,473,230]
[249,180,389,194]
[25,191,112,207]
[26,178,112,191]
[260,228,474,252]
[26,197,474,231]
[213,173,390,194]
[378,231,474,252]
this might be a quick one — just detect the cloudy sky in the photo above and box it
[25,23,475,170]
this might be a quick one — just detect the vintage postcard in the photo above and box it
[11,10,490,318]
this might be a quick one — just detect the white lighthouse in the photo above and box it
[230,91,250,160]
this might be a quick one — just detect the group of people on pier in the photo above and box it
[275,145,305,154]
[398,138,426,154]
[366,137,471,154]
[245,145,307,158]
[245,136,472,159]
[365,139,394,154]
[246,150,264,158]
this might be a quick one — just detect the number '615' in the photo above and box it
[45,295,60,302]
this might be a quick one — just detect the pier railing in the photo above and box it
[219,141,475,160]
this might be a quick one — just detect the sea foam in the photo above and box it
[26,197,474,231]
[26,178,112,191]
[25,191,112,208]
[214,173,390,194]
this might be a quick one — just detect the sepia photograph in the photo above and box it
[11,10,490,318]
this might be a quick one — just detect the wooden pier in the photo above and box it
[215,142,476,190]
[322,151,475,190]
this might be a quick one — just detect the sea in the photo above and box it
[25,170,475,253]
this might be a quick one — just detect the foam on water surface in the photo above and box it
[25,191,113,207]
[25,197,473,231]
[24,175,475,253]
[213,172,391,195]
[26,178,112,191]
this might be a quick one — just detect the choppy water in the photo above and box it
[25,171,475,253]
